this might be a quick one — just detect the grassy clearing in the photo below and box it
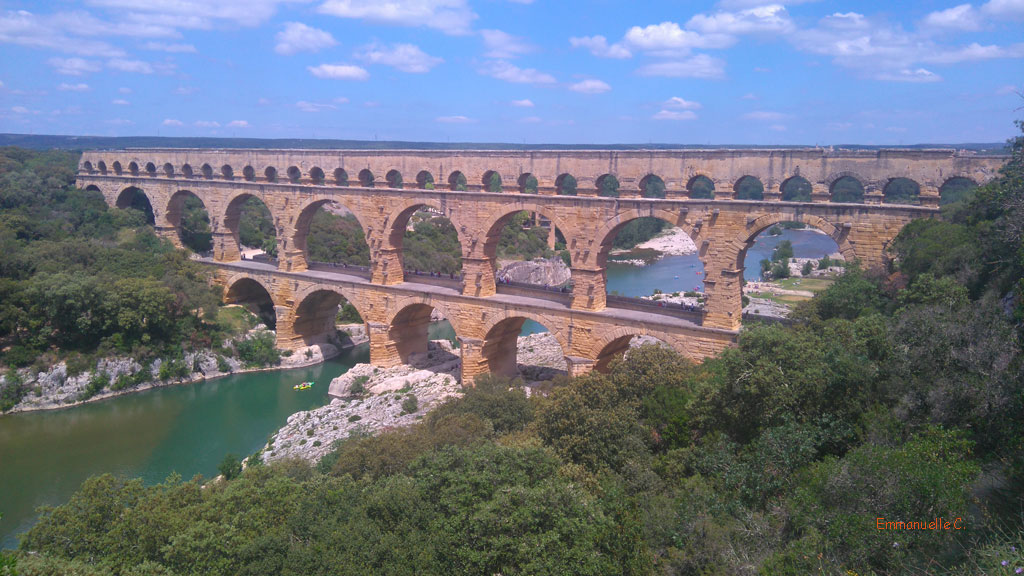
[749,291,812,305]
[776,277,835,293]
[216,306,258,334]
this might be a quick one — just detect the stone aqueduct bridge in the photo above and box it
[76,148,1005,383]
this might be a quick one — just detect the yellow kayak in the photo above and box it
[293,381,314,390]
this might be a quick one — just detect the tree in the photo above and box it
[218,453,242,480]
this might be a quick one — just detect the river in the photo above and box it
[0,228,838,548]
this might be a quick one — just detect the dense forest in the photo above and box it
[0,148,259,411]
[2,125,1021,575]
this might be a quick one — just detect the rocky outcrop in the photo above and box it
[496,257,571,286]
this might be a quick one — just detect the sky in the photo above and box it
[0,0,1022,145]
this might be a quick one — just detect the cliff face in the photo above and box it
[496,257,571,286]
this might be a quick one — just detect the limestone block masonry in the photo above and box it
[77,148,1007,384]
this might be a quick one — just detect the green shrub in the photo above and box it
[215,355,231,373]
[349,375,369,396]
[401,394,419,414]
[78,371,109,401]
[1,370,27,412]
[218,453,242,480]
[234,331,281,368]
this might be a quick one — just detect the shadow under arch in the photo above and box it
[224,276,277,329]
[291,287,367,348]
[291,197,371,269]
[384,299,462,368]
[166,189,213,252]
[223,191,278,257]
[385,198,465,280]
[115,186,155,225]
[477,314,568,380]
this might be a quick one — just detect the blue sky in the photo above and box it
[0,0,1022,144]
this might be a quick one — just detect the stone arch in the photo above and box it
[824,170,868,190]
[287,165,302,183]
[883,177,921,205]
[385,198,463,277]
[687,174,715,199]
[163,162,174,177]
[829,175,865,204]
[480,204,575,266]
[291,287,366,347]
[939,176,978,205]
[416,170,435,189]
[596,173,619,197]
[166,190,212,252]
[310,167,325,185]
[291,197,371,267]
[243,165,255,181]
[481,170,502,192]
[382,299,462,366]
[334,168,349,186]
[128,161,139,176]
[590,328,673,373]
[780,175,812,202]
[221,164,234,180]
[448,170,467,191]
[97,160,107,174]
[85,184,101,193]
[555,173,577,196]
[112,161,123,175]
[82,160,94,173]
[639,174,666,199]
[733,175,764,200]
[358,168,375,187]
[182,163,194,178]
[201,163,214,179]
[223,191,278,256]
[115,186,155,224]
[386,169,403,189]
[730,212,855,269]
[264,166,278,183]
[518,173,538,194]
[145,162,156,177]
[593,208,696,268]
[224,276,278,329]
[478,313,569,378]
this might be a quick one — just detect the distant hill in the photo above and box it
[0,133,1010,155]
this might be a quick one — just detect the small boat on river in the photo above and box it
[293,381,314,391]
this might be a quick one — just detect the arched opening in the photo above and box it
[201,164,214,180]
[224,278,277,330]
[883,178,920,205]
[555,173,577,196]
[599,216,704,318]
[480,317,565,382]
[687,175,714,199]
[486,210,571,292]
[518,173,538,194]
[294,200,370,270]
[264,166,278,183]
[225,194,277,260]
[386,303,460,370]
[393,204,462,279]
[163,163,174,177]
[358,169,374,187]
[596,174,619,197]
[740,218,846,318]
[734,176,764,200]
[639,174,666,199]
[181,164,194,178]
[416,170,435,189]
[287,166,301,183]
[310,167,325,185]
[483,170,502,192]
[83,160,94,173]
[781,175,812,202]
[939,177,977,205]
[448,171,467,191]
[128,161,139,176]
[830,176,864,203]
[97,161,107,174]
[112,161,123,175]
[115,187,155,225]
[221,164,234,180]
[386,169,403,189]
[334,168,348,186]
[145,162,156,177]
[292,289,365,350]
[243,166,255,181]
[167,190,213,253]
[594,334,672,373]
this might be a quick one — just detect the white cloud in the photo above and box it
[48,57,101,75]
[653,109,697,120]
[175,86,198,95]
[318,0,477,35]
[569,35,631,58]
[107,58,154,73]
[107,118,133,125]
[663,96,701,109]
[355,43,442,73]
[623,21,729,54]
[636,54,725,79]
[519,115,542,123]
[481,29,535,58]
[922,4,981,31]
[112,98,130,105]
[143,41,197,53]
[11,106,36,114]
[686,5,793,37]
[58,82,90,91]
[275,22,337,55]
[769,124,787,131]
[228,120,249,127]
[479,60,556,83]
[743,110,786,121]
[118,86,132,93]
[569,79,611,94]
[511,99,534,107]
[162,118,183,126]
[436,115,475,123]
[741,92,758,100]
[297,100,336,112]
[85,0,301,28]
[308,63,370,80]
[982,0,1024,19]
[195,120,220,127]
[0,10,126,58]
[334,97,349,104]
[876,68,942,83]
